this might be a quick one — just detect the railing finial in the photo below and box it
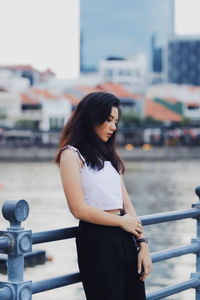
[2,200,29,229]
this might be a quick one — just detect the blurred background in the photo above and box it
[0,0,200,299]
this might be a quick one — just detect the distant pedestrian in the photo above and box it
[55,92,152,300]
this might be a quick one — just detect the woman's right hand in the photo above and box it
[120,214,143,238]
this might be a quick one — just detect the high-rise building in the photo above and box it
[80,0,174,72]
[166,36,200,86]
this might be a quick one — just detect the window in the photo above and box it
[49,117,64,129]
[105,69,113,76]
[187,105,199,110]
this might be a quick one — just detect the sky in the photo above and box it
[175,0,200,35]
[0,0,79,79]
[0,0,200,80]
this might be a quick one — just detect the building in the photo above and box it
[150,35,165,84]
[0,69,30,92]
[0,65,56,86]
[0,91,21,128]
[146,83,200,122]
[99,55,147,94]
[166,36,200,86]
[80,0,174,72]
[21,89,71,131]
[144,98,183,123]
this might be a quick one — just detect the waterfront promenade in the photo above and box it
[0,146,200,162]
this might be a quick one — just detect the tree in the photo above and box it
[121,112,141,126]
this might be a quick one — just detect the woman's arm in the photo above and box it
[120,175,152,280]
[120,175,145,238]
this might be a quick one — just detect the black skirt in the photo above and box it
[75,212,146,300]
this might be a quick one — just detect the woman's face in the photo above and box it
[94,106,118,142]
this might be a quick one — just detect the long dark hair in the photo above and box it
[55,92,125,174]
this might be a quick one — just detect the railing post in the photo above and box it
[191,186,200,300]
[0,200,32,300]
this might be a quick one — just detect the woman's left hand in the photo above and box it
[137,244,152,281]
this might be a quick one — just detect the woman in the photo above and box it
[55,92,152,300]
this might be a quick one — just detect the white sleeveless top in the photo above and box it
[62,145,123,210]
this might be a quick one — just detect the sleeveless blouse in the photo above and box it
[61,145,123,210]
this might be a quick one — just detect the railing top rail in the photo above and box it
[32,273,80,294]
[140,207,200,226]
[146,277,200,300]
[29,207,200,244]
[1,200,200,247]
[151,242,200,263]
[32,227,77,245]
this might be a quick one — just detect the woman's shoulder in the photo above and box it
[60,145,85,168]
[60,145,80,156]
[61,144,76,152]
[60,146,78,162]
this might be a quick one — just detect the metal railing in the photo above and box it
[1,186,200,299]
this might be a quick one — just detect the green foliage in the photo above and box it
[180,117,192,125]
[121,112,141,126]
[121,112,166,126]
[143,115,164,125]
[180,117,200,126]
[0,109,7,120]
[121,112,195,127]
[15,119,36,129]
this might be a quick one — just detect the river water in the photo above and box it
[0,160,200,300]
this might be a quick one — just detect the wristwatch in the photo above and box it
[137,237,148,245]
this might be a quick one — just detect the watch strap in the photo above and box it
[137,237,148,244]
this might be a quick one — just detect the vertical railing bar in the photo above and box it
[0,185,200,299]
[0,200,32,299]
[193,186,200,300]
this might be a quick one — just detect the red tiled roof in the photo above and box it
[21,93,39,105]
[130,93,143,100]
[96,82,134,98]
[1,65,56,76]
[186,102,200,107]
[1,64,39,72]
[63,87,99,106]
[21,89,64,104]
[62,82,142,107]
[76,83,136,99]
[41,68,55,76]
[64,83,138,106]
[63,93,80,106]
[76,86,100,94]
[31,89,59,99]
[145,99,182,122]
